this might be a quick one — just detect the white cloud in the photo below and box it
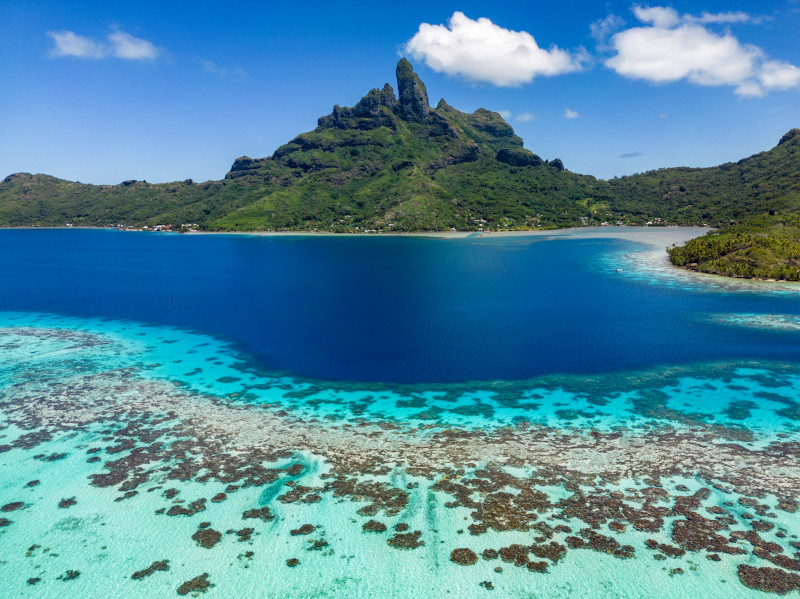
[515,111,535,123]
[632,5,680,28]
[497,109,511,119]
[564,108,581,119]
[47,31,105,59]
[404,11,586,87]
[590,14,626,48]
[758,60,800,91]
[47,29,160,61]
[107,31,158,60]
[691,11,752,24]
[605,6,800,97]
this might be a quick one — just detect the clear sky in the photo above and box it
[2,1,800,184]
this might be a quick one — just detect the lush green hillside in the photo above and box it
[1,60,800,233]
[0,173,267,229]
[214,59,605,232]
[608,129,800,226]
[667,213,800,280]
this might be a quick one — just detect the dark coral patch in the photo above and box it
[644,539,685,558]
[737,564,800,594]
[242,507,273,521]
[192,528,222,549]
[527,561,548,572]
[290,524,316,536]
[131,560,169,580]
[451,548,479,565]
[58,497,77,509]
[1,502,24,512]
[286,463,305,476]
[388,531,423,550]
[362,520,387,533]
[177,573,212,595]
[166,498,206,516]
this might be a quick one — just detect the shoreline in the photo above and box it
[184,225,712,246]
[0,224,711,247]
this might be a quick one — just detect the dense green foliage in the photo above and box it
[1,61,800,236]
[214,99,603,232]
[608,129,800,226]
[667,213,800,280]
[0,174,267,229]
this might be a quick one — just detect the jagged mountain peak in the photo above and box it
[395,58,429,119]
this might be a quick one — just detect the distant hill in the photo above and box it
[608,128,800,226]
[2,60,800,232]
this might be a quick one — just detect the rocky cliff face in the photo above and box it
[396,58,429,119]
[317,59,434,130]
[317,83,398,130]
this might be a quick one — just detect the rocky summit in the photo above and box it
[218,59,584,231]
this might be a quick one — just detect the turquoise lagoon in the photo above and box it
[0,228,799,598]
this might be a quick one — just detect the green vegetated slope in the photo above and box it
[667,213,800,280]
[2,59,800,234]
[608,129,800,225]
[0,174,266,229]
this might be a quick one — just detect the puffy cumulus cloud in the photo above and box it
[515,111,535,122]
[605,6,799,97]
[632,5,681,28]
[47,29,160,61]
[564,108,582,119]
[758,60,800,91]
[404,12,587,87]
[497,109,511,120]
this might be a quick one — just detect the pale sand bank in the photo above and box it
[482,225,711,247]
[2,224,710,246]
[188,226,711,246]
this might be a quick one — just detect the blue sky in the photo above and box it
[2,1,800,184]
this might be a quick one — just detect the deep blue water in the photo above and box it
[1,228,799,383]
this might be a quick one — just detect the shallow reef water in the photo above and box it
[1,230,800,597]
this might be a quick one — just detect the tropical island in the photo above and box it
[2,59,800,278]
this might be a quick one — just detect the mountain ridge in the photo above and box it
[1,60,799,232]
